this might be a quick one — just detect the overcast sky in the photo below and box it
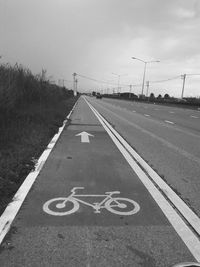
[1,0,200,97]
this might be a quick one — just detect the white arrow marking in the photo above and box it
[75,131,94,143]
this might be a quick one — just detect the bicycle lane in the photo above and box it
[0,97,195,266]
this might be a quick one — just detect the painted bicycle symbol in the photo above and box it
[43,187,140,216]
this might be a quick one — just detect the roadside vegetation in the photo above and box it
[0,63,78,214]
[102,92,200,109]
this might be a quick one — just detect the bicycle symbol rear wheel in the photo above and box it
[43,198,79,216]
[105,197,140,215]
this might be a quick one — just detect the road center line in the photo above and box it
[165,120,174,124]
[84,97,200,261]
[144,114,150,117]
[190,115,198,119]
[92,100,200,163]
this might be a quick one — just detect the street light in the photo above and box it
[131,57,160,96]
[112,73,127,94]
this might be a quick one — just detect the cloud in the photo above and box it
[1,0,200,96]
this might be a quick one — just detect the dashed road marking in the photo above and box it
[190,115,198,119]
[169,111,175,114]
[85,97,200,261]
[132,110,136,113]
[165,120,175,124]
[144,114,150,117]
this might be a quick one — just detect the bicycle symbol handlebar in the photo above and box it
[71,187,85,193]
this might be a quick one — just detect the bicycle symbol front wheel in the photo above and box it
[43,197,79,216]
[105,197,140,215]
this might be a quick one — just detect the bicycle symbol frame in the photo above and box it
[43,187,140,216]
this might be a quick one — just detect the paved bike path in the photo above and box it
[0,97,194,266]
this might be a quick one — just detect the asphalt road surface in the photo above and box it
[89,97,200,217]
[0,96,199,267]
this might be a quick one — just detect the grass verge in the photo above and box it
[0,96,78,215]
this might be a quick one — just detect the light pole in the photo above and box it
[131,57,159,96]
[181,74,186,99]
[146,81,150,97]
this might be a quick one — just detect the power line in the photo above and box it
[63,79,73,83]
[76,73,120,86]
[149,75,181,84]
[77,73,144,87]
[75,72,200,89]
[185,73,200,76]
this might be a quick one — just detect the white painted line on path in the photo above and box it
[191,115,199,119]
[0,100,78,245]
[169,111,175,114]
[84,97,200,261]
[165,120,175,124]
[144,114,150,117]
[132,110,136,113]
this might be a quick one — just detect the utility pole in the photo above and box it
[112,73,127,94]
[129,84,132,99]
[41,69,47,82]
[181,74,186,99]
[73,73,77,96]
[146,81,150,97]
[75,78,78,96]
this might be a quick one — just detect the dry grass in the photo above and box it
[0,63,78,214]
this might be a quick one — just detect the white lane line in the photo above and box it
[84,97,200,261]
[190,115,199,119]
[92,100,200,162]
[132,110,136,113]
[0,100,78,245]
[169,111,175,114]
[165,120,175,124]
[144,114,150,117]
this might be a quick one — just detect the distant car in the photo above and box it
[96,93,102,99]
